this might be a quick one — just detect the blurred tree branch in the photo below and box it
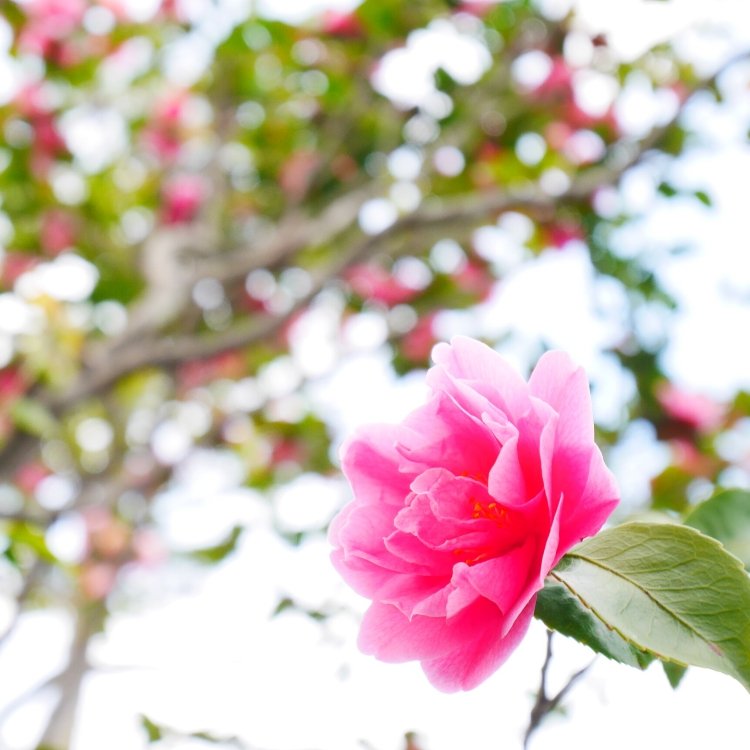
[35,606,104,750]
[0,45,746,491]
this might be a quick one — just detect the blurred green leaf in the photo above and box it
[140,715,163,743]
[9,522,58,564]
[650,466,692,512]
[272,596,295,617]
[187,526,243,564]
[685,489,750,569]
[693,190,712,207]
[10,399,57,438]
[657,182,678,198]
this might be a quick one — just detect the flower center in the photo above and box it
[471,500,507,524]
[450,499,508,566]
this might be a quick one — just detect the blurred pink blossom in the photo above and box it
[401,313,438,363]
[346,263,421,306]
[18,0,86,57]
[41,210,77,254]
[657,382,726,433]
[161,175,206,224]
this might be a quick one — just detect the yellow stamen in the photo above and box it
[471,499,507,523]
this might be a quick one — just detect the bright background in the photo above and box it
[1,1,749,749]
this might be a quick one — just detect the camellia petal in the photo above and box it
[330,336,619,691]
[341,424,417,507]
[528,350,595,446]
[421,598,537,692]
[431,337,531,421]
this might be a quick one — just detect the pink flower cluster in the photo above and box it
[330,337,618,691]
[18,0,85,58]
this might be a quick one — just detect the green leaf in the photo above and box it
[657,181,678,197]
[187,526,243,564]
[684,489,750,569]
[650,465,693,512]
[662,661,688,688]
[190,731,245,747]
[140,715,163,743]
[732,390,750,416]
[10,399,57,438]
[9,522,58,564]
[550,522,750,691]
[537,572,693,686]
[535,577,653,668]
[693,189,712,207]
[273,596,295,617]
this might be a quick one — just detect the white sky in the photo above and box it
[3,1,750,749]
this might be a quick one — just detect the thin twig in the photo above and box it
[523,631,594,750]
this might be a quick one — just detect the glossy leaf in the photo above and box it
[535,576,653,668]
[549,523,750,691]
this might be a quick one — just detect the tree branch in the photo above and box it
[41,185,560,402]
[1,49,747,485]
[202,182,379,286]
[35,606,103,750]
[0,126,703,484]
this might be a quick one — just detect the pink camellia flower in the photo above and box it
[452,260,494,302]
[401,312,438,363]
[546,220,585,250]
[161,175,206,224]
[330,336,618,691]
[132,528,168,566]
[457,2,494,18]
[321,10,364,38]
[41,210,77,254]
[0,366,28,402]
[18,0,85,58]
[279,149,322,201]
[142,92,188,162]
[79,561,118,601]
[346,263,421,307]
[656,382,725,433]
[531,57,573,100]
